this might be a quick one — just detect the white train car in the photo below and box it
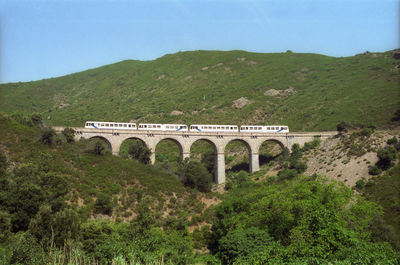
[138,123,188,132]
[85,121,137,130]
[240,125,289,133]
[190,124,238,132]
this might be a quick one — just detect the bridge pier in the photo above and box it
[250,153,259,173]
[215,153,226,184]
[182,152,190,161]
[150,152,156,164]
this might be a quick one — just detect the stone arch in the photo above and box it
[88,136,112,152]
[119,137,149,157]
[224,138,252,173]
[189,138,218,154]
[154,137,184,162]
[189,138,218,182]
[258,139,286,167]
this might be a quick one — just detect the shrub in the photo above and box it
[94,193,113,215]
[40,127,56,146]
[278,168,298,180]
[337,121,349,133]
[30,113,43,127]
[302,137,321,152]
[0,152,7,177]
[359,127,374,137]
[62,127,75,143]
[369,166,382,175]
[377,146,397,170]
[0,211,11,243]
[290,160,307,174]
[218,227,273,264]
[355,179,365,190]
[387,137,398,145]
[7,232,45,265]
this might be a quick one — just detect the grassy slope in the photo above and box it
[0,114,209,221]
[0,50,399,131]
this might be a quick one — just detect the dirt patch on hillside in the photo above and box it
[232,97,251,109]
[170,110,184,115]
[264,87,297,98]
[304,131,399,187]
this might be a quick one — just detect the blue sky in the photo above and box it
[0,0,398,83]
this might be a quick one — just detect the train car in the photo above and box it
[240,125,289,133]
[85,121,137,130]
[189,124,238,132]
[138,123,188,131]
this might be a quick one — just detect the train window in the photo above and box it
[124,124,127,127]
[157,125,161,128]
[110,124,113,127]
[144,125,147,128]
[128,125,131,127]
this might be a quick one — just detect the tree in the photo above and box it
[128,140,151,164]
[62,127,75,143]
[201,150,215,175]
[179,160,213,192]
[86,139,107,155]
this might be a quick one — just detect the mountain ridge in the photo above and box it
[0,49,399,131]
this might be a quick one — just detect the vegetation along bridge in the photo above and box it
[54,127,336,184]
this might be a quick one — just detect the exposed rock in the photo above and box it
[283,86,296,96]
[214,63,224,67]
[237,57,246,62]
[247,60,257,65]
[264,87,297,98]
[170,110,184,116]
[201,66,209,71]
[184,75,192,80]
[156,74,166,80]
[264,89,281,96]
[232,97,251,109]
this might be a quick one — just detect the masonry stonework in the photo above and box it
[54,127,336,184]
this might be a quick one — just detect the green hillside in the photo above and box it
[1,114,399,264]
[1,50,399,131]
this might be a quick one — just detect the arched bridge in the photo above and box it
[54,127,336,184]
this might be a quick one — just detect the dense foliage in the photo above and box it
[210,177,399,264]
[0,113,399,264]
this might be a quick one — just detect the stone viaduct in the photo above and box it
[54,127,336,184]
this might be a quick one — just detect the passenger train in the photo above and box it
[85,121,289,133]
